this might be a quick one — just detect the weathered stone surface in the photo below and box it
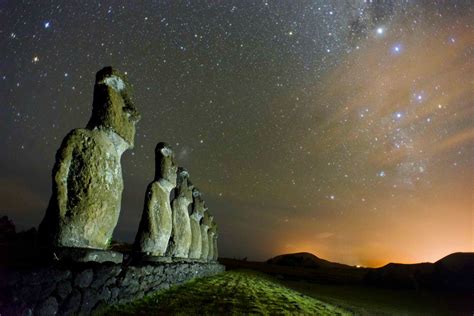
[37,296,58,316]
[207,220,217,261]
[56,280,72,300]
[200,212,212,260]
[74,269,93,288]
[60,289,81,315]
[134,142,177,256]
[80,288,108,315]
[38,67,141,250]
[52,247,123,264]
[168,168,193,258]
[212,225,218,261]
[90,265,122,289]
[188,189,205,259]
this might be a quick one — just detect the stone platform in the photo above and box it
[0,260,224,315]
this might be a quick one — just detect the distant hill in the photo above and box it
[365,252,474,291]
[435,252,474,271]
[266,252,353,269]
[222,252,474,291]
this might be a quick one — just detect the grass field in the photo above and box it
[278,279,473,315]
[102,270,350,315]
[102,269,473,315]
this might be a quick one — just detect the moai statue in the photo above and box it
[199,211,212,261]
[207,220,217,261]
[212,226,218,261]
[134,142,177,256]
[188,188,206,259]
[167,167,193,258]
[39,67,140,250]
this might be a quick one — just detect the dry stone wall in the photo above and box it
[0,260,224,315]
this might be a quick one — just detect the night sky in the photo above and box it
[1,1,472,267]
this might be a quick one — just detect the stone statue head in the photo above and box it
[209,221,217,234]
[176,167,193,201]
[155,142,178,185]
[202,211,212,227]
[87,66,141,147]
[191,188,205,219]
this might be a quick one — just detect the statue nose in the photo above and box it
[123,102,141,123]
[130,110,141,123]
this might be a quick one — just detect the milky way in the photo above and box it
[1,1,472,266]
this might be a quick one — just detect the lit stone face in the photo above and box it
[87,67,141,147]
[200,212,212,261]
[168,167,194,258]
[207,220,217,261]
[212,230,218,261]
[188,188,206,259]
[39,67,140,249]
[134,142,178,256]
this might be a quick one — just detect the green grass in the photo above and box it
[277,279,472,315]
[102,270,351,315]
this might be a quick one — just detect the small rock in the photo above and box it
[56,281,72,300]
[110,287,120,301]
[74,269,93,288]
[60,289,81,315]
[80,289,100,315]
[36,297,58,316]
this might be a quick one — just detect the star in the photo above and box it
[391,43,402,54]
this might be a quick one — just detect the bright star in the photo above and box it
[392,43,402,54]
[44,21,51,28]
[376,27,384,35]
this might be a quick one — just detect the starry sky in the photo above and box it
[1,1,473,267]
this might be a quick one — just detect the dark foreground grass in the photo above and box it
[278,279,473,315]
[102,270,350,315]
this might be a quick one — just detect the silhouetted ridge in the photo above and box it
[435,252,474,271]
[266,252,352,269]
[365,252,474,290]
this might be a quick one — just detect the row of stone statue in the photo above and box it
[135,142,218,261]
[38,67,218,262]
